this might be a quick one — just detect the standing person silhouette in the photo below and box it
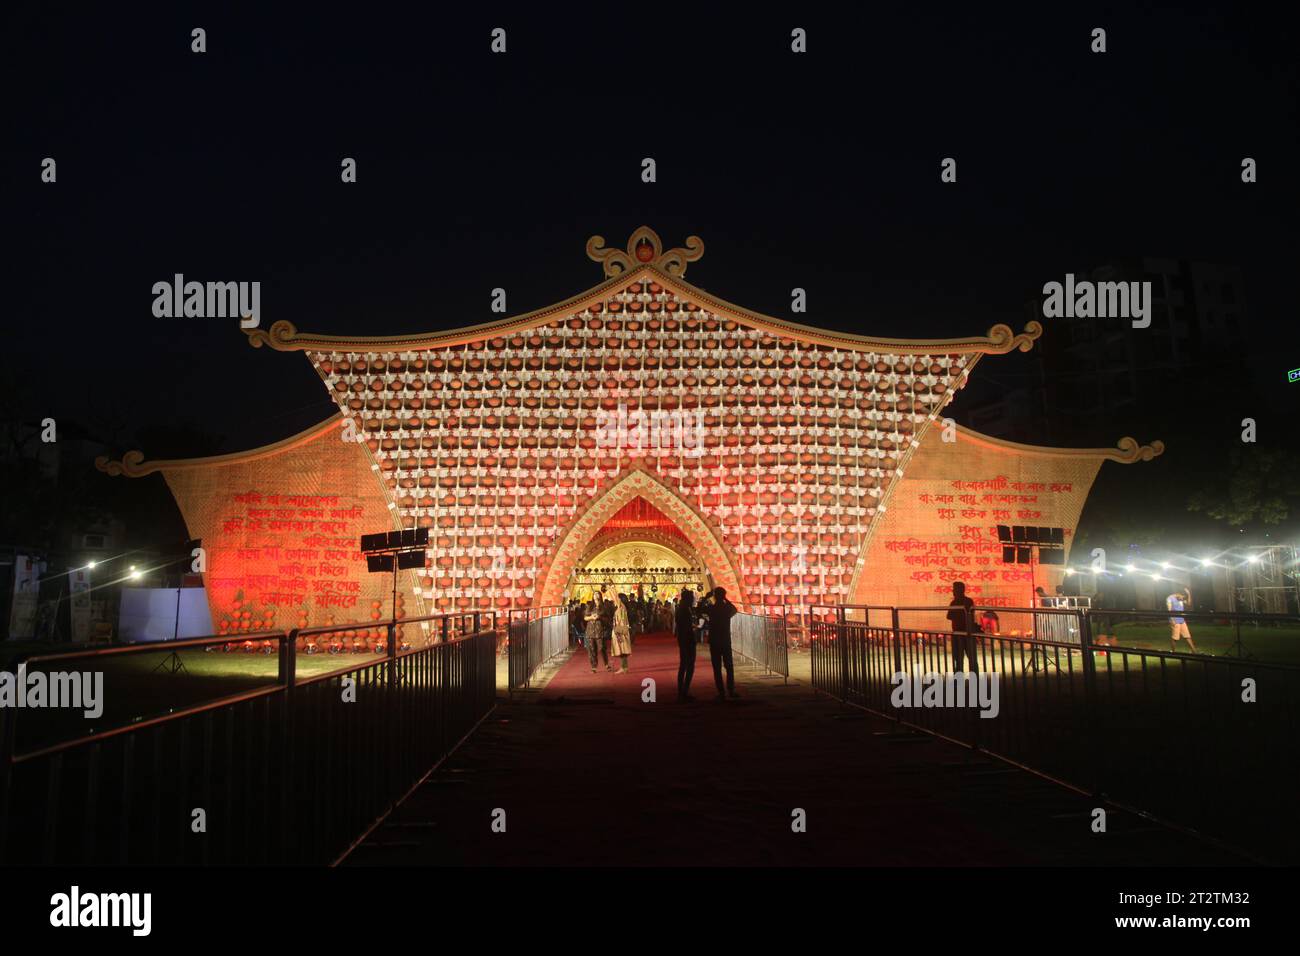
[701,587,739,700]
[597,589,616,670]
[610,593,633,673]
[946,580,980,673]
[1167,586,1198,654]
[584,598,607,672]
[674,588,698,701]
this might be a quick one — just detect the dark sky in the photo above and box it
[8,4,1298,455]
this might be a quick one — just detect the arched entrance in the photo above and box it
[567,531,708,603]
[534,466,743,607]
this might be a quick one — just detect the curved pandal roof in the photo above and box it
[244,226,1043,356]
[95,411,1162,478]
[954,428,1164,463]
[96,414,345,477]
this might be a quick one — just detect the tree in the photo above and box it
[1187,448,1300,527]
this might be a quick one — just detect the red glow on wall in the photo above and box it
[599,497,688,541]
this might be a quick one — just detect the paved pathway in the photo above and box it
[347,633,1247,866]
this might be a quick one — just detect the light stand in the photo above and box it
[152,573,188,674]
[1226,620,1251,659]
[997,524,1065,673]
[361,527,430,655]
[155,538,200,675]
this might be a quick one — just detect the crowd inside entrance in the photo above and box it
[567,587,740,702]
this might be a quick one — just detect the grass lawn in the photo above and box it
[1104,622,1300,664]
[6,640,512,755]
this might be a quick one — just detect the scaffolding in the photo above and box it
[1229,545,1300,616]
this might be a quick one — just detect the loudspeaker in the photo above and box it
[397,549,426,570]
[997,525,1011,542]
[367,554,394,572]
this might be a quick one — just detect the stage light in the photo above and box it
[1160,562,1170,570]
[86,560,97,569]
[1150,573,1161,580]
[1125,564,1135,572]
[1200,557,1213,567]
[1064,568,1075,576]
[129,565,136,571]
[1248,554,1260,563]
[130,569,142,580]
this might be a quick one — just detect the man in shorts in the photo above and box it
[1166,587,1198,654]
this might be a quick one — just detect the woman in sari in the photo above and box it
[610,593,633,673]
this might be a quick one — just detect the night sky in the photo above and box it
[8,5,1298,459]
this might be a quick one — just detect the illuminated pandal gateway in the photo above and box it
[98,228,1162,640]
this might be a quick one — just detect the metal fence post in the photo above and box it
[891,606,902,676]
[283,629,298,692]
[1078,608,1100,796]
[277,628,298,860]
[836,605,848,702]
[506,610,514,698]
[0,705,14,861]
[278,635,294,862]
[964,605,979,751]
[387,617,399,687]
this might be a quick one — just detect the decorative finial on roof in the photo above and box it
[586,226,705,278]
[95,451,154,477]
[245,320,302,350]
[1112,437,1166,462]
[984,320,1044,353]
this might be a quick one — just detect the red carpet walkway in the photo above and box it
[347,633,1246,866]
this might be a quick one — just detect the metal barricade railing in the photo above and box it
[779,604,810,653]
[0,611,500,865]
[734,606,790,681]
[507,605,571,695]
[809,603,1300,862]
